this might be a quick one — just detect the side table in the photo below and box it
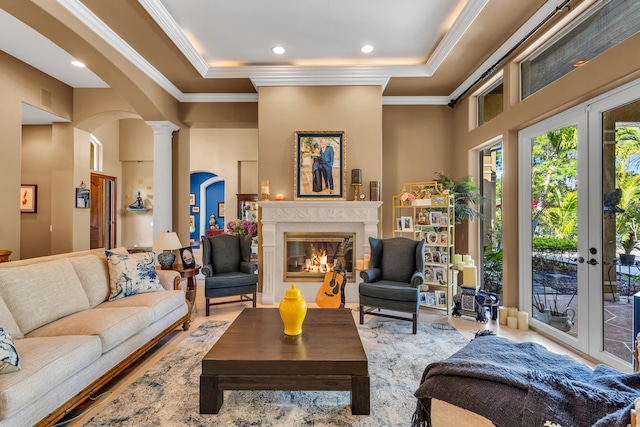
[171,264,201,317]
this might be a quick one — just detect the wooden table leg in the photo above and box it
[200,374,223,414]
[351,375,370,415]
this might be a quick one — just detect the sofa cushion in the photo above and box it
[69,254,111,308]
[98,290,186,321]
[0,335,102,420]
[105,251,164,301]
[0,258,91,334]
[0,296,22,340]
[26,306,154,353]
[0,328,20,374]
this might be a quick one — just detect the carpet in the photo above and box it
[85,318,468,426]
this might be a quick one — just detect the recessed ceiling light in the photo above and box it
[361,45,374,53]
[272,46,285,55]
[71,60,85,68]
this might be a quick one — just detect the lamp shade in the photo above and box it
[153,231,183,269]
[153,231,182,251]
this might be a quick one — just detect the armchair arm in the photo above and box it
[410,270,425,288]
[240,261,258,274]
[201,264,214,277]
[156,269,181,291]
[360,268,382,283]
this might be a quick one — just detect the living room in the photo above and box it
[2,0,640,425]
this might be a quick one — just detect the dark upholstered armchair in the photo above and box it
[201,234,258,316]
[359,237,425,334]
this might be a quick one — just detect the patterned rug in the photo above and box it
[85,318,468,426]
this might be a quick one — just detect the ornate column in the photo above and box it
[147,121,179,241]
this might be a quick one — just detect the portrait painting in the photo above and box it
[294,131,345,200]
[20,185,37,213]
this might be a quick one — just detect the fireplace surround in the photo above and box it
[260,201,382,304]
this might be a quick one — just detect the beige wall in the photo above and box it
[382,105,454,238]
[257,86,383,204]
[190,128,259,222]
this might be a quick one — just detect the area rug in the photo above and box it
[85,318,468,426]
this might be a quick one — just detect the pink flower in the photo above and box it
[401,192,416,202]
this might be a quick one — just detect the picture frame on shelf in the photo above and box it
[424,266,434,282]
[424,251,433,263]
[426,231,438,245]
[179,247,196,268]
[395,217,403,231]
[431,251,440,264]
[433,195,446,205]
[294,130,346,200]
[20,184,37,213]
[401,216,413,231]
[435,290,447,307]
[440,252,448,265]
[433,267,445,284]
[425,292,436,307]
[430,211,441,225]
[440,213,449,225]
[439,232,448,245]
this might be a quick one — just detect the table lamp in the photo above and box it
[153,231,183,269]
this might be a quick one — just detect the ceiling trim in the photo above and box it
[137,0,209,77]
[423,0,489,75]
[382,96,450,106]
[181,93,259,103]
[58,0,183,100]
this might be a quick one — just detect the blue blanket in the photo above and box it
[413,335,640,427]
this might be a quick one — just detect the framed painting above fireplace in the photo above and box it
[294,131,345,200]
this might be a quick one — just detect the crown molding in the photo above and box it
[424,0,489,75]
[180,93,258,103]
[382,96,450,105]
[137,0,209,77]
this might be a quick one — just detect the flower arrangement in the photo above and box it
[226,219,257,237]
[400,192,415,203]
[622,232,637,254]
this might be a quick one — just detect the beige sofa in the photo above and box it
[0,249,190,427]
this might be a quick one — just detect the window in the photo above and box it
[521,0,640,99]
[90,134,102,172]
[478,79,503,126]
[479,143,502,297]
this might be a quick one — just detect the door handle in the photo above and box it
[588,258,599,265]
[578,256,585,263]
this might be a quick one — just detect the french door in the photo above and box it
[519,79,640,370]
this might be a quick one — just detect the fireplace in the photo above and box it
[260,200,382,304]
[284,232,354,282]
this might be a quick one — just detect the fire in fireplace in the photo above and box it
[283,232,355,282]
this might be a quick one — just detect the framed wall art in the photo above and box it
[76,188,90,209]
[218,202,225,218]
[294,131,345,200]
[20,185,37,213]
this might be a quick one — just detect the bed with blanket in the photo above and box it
[413,335,640,427]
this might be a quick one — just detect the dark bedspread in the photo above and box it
[413,335,640,427]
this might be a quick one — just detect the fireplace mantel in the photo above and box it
[260,201,382,304]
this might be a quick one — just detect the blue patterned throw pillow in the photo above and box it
[0,327,20,374]
[105,251,164,301]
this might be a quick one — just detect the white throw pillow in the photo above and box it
[105,251,163,301]
[0,327,20,374]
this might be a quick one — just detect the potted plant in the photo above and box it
[435,171,483,224]
[620,232,637,266]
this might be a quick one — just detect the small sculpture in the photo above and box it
[209,214,217,229]
[126,192,150,212]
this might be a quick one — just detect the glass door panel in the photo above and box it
[600,99,640,363]
[530,125,580,338]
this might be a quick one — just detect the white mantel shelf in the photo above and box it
[260,201,383,305]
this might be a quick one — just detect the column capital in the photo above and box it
[145,121,179,135]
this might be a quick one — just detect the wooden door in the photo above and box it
[90,173,117,249]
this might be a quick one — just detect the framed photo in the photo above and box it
[189,194,195,206]
[433,195,446,206]
[218,202,225,218]
[20,185,37,213]
[431,251,440,264]
[395,217,403,231]
[179,247,196,268]
[424,251,433,263]
[75,187,90,209]
[425,292,436,307]
[189,215,195,233]
[192,206,200,213]
[435,290,447,307]
[426,231,438,245]
[439,232,448,246]
[440,213,449,225]
[294,131,346,200]
[430,211,441,225]
[424,266,434,283]
[433,267,445,283]
[401,216,413,231]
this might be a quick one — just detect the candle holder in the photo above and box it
[261,180,270,201]
[352,184,361,201]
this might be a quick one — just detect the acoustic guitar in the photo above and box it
[315,238,349,308]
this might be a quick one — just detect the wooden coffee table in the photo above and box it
[200,308,369,415]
